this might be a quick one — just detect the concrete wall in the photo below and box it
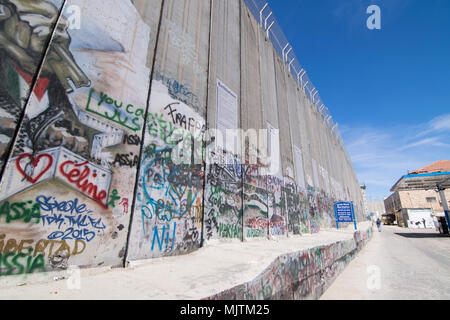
[0,0,66,172]
[203,0,242,242]
[0,0,365,278]
[126,0,210,260]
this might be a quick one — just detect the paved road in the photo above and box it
[321,225,450,300]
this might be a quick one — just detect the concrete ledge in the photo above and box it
[204,224,373,300]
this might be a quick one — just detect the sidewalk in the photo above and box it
[0,221,372,300]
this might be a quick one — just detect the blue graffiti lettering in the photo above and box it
[151,222,177,252]
[36,195,105,242]
[36,195,92,216]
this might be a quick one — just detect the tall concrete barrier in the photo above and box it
[0,0,366,285]
[126,0,211,260]
[0,0,66,173]
[0,0,158,272]
[203,0,242,243]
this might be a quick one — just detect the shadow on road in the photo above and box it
[394,232,450,239]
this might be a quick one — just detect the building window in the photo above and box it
[426,197,437,203]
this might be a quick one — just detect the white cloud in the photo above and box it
[430,113,450,131]
[399,137,450,151]
[412,113,450,138]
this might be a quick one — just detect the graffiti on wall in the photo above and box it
[307,186,320,234]
[243,157,268,239]
[283,178,309,235]
[266,175,286,237]
[0,0,365,277]
[203,146,243,241]
[128,79,205,259]
[0,0,66,171]
[206,228,372,300]
[0,234,87,275]
[0,0,153,274]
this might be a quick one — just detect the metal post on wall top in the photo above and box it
[259,2,268,26]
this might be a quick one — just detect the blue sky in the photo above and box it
[268,0,450,201]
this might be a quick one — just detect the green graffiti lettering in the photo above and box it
[0,201,40,224]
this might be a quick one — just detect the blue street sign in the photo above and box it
[334,201,357,230]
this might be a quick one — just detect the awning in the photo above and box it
[391,172,450,192]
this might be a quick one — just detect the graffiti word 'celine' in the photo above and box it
[59,161,108,209]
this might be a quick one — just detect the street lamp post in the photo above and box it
[436,177,450,231]
[437,188,450,230]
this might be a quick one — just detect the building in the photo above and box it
[360,185,369,219]
[367,201,389,223]
[385,160,450,228]
[368,201,386,217]
[368,200,392,225]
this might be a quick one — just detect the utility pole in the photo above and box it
[436,177,450,231]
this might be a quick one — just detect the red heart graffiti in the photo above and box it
[16,153,53,184]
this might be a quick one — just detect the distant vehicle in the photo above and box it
[382,214,395,225]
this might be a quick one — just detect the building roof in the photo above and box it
[390,160,450,192]
[410,160,450,175]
